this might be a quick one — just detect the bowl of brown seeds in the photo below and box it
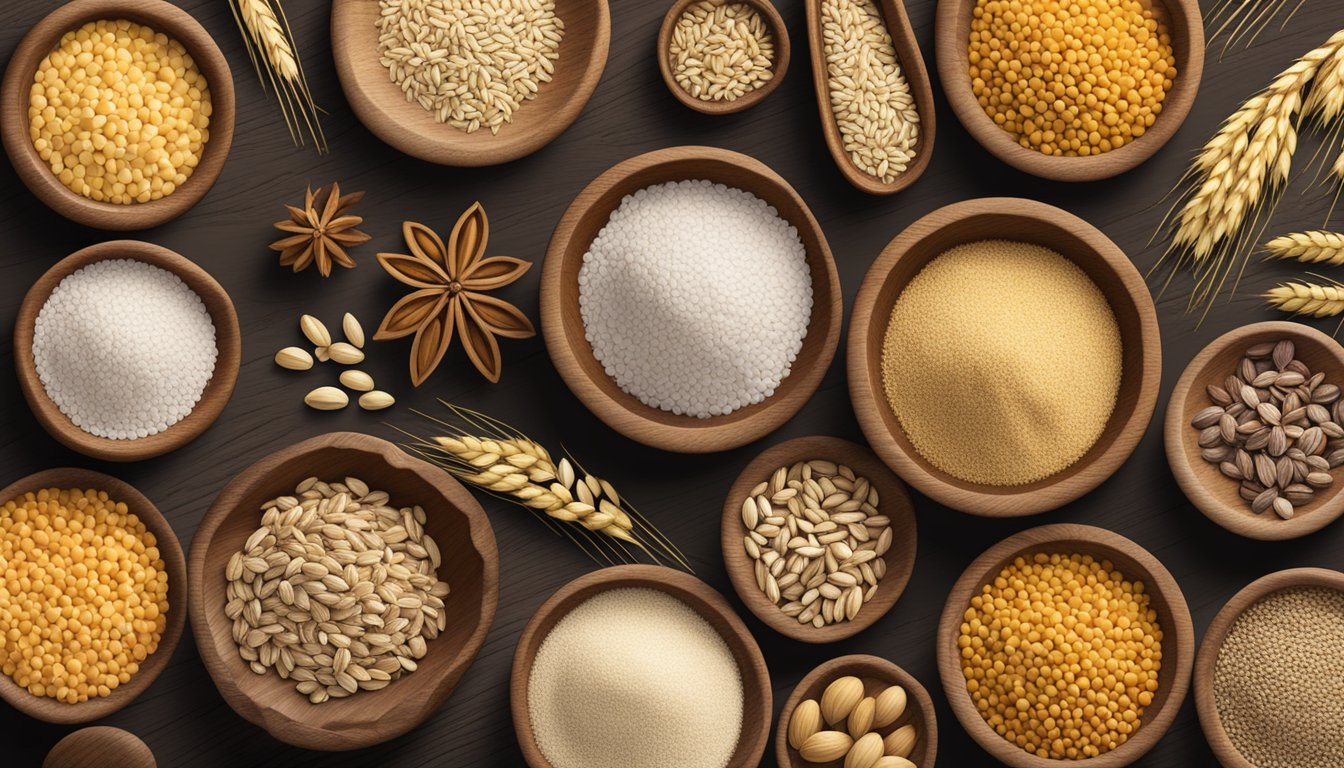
[657,0,790,115]
[1165,321,1344,541]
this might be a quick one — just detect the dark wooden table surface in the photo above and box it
[3,0,1343,765]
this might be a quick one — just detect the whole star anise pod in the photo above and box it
[374,202,534,385]
[270,182,371,277]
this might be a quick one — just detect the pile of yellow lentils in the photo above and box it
[0,487,168,704]
[958,552,1163,760]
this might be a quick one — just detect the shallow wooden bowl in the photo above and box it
[934,0,1203,181]
[657,0,790,115]
[774,654,937,768]
[0,0,234,230]
[1165,321,1344,541]
[847,197,1161,516]
[43,727,156,768]
[187,432,500,751]
[720,436,916,643]
[805,0,936,195]
[1193,567,1344,768]
[541,145,843,453]
[936,524,1195,768]
[14,240,241,463]
[0,469,187,724]
[332,0,609,166]
[510,564,772,767]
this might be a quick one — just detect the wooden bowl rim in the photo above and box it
[186,431,500,751]
[13,239,241,462]
[846,196,1162,516]
[43,726,156,768]
[656,0,791,115]
[0,468,187,724]
[0,0,235,230]
[1164,321,1344,540]
[509,564,773,768]
[935,523,1195,768]
[719,435,917,643]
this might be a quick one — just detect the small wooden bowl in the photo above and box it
[774,654,938,768]
[332,0,609,166]
[847,197,1161,517]
[1165,321,1344,541]
[720,436,917,643]
[14,240,241,463]
[44,727,156,768]
[934,0,1203,181]
[511,564,772,768]
[187,432,499,751]
[936,524,1195,768]
[1194,567,1344,768]
[0,0,234,230]
[657,0,790,115]
[804,0,936,195]
[0,469,187,724]
[540,146,843,454]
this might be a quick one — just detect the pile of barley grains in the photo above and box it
[880,240,1121,486]
[669,1,775,103]
[375,0,563,135]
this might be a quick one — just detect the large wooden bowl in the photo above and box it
[1193,568,1344,768]
[774,654,937,768]
[936,524,1195,768]
[847,198,1161,516]
[14,240,241,463]
[657,0,791,115]
[187,432,499,751]
[0,0,234,230]
[720,436,917,643]
[1165,321,1344,541]
[510,564,772,768]
[805,0,936,195]
[540,146,843,453]
[0,469,187,724]
[332,0,609,166]
[934,0,1203,181]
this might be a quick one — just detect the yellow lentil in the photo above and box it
[28,19,212,204]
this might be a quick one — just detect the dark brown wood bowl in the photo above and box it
[43,727,156,768]
[657,0,790,115]
[187,432,499,751]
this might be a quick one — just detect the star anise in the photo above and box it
[374,202,534,385]
[270,182,371,277]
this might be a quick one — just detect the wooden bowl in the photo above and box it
[936,524,1195,768]
[1165,321,1344,541]
[331,0,609,166]
[540,146,843,453]
[720,436,917,643]
[847,197,1161,516]
[187,432,499,751]
[1193,567,1344,768]
[804,0,936,195]
[14,240,241,463]
[511,564,772,768]
[44,727,156,768]
[657,0,791,115]
[774,654,938,768]
[0,0,234,230]
[934,0,1203,181]
[0,469,187,724]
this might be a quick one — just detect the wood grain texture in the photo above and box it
[658,0,792,115]
[43,726,156,768]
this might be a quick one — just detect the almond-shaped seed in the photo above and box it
[1192,406,1224,429]
[1218,413,1239,442]
[873,684,907,728]
[342,312,365,348]
[883,724,918,759]
[1252,487,1278,514]
[845,732,884,768]
[1247,341,1276,358]
[801,731,854,763]
[328,342,365,365]
[1277,456,1296,489]
[821,676,865,724]
[1240,358,1258,383]
[1272,339,1295,369]
[275,346,314,370]
[1313,384,1341,404]
[1252,370,1279,388]
[300,314,331,347]
[358,391,395,411]
[305,386,348,411]
[1257,403,1282,426]
[1277,371,1306,387]
[1219,461,1243,480]
[848,696,876,739]
[742,497,759,529]
[1307,471,1334,489]
[1202,446,1234,463]
[340,370,375,392]
[1207,384,1232,405]
[1273,496,1295,520]
[789,699,822,749]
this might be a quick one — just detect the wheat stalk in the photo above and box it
[229,0,326,153]
[1266,231,1344,265]
[1265,277,1344,317]
[1208,0,1312,58]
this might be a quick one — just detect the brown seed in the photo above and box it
[1306,404,1332,424]
[1307,455,1331,472]
[1313,384,1341,404]
[1219,413,1240,442]
[1267,427,1288,457]
[1300,427,1326,456]
[1199,426,1224,448]
[1207,384,1233,406]
[1329,448,1344,468]
[1236,419,1265,436]
[1272,340,1295,370]
[1252,487,1278,514]
[1255,453,1278,487]
[1244,429,1272,452]
[1239,482,1261,502]
[1240,385,1261,408]
[1252,370,1279,388]
[1219,462,1243,480]
[1276,371,1306,387]
[1246,341,1276,358]
[1307,471,1334,489]
[1240,358,1259,383]
[1276,457,1296,489]
[1236,450,1255,479]
[1286,359,1311,376]
[1202,446,1233,463]
[1272,496,1295,520]
[1256,403,1282,426]
[1285,424,1306,439]
[1282,407,1307,426]
[1322,422,1344,440]
[1284,483,1315,504]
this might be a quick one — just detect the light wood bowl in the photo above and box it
[1165,321,1344,541]
[332,0,610,166]
[847,197,1161,517]
[540,145,843,453]
[804,0,936,195]
[43,727,156,768]
[657,0,790,115]
[774,654,937,768]
[0,469,187,724]
[187,432,500,751]
[934,0,1203,181]
[510,564,772,768]
[720,436,917,643]
[0,0,234,230]
[936,524,1195,768]
[14,240,241,463]
[1193,567,1344,768]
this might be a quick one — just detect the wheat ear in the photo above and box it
[238,0,298,80]
[1265,277,1344,317]
[1266,231,1344,265]
[229,0,326,152]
